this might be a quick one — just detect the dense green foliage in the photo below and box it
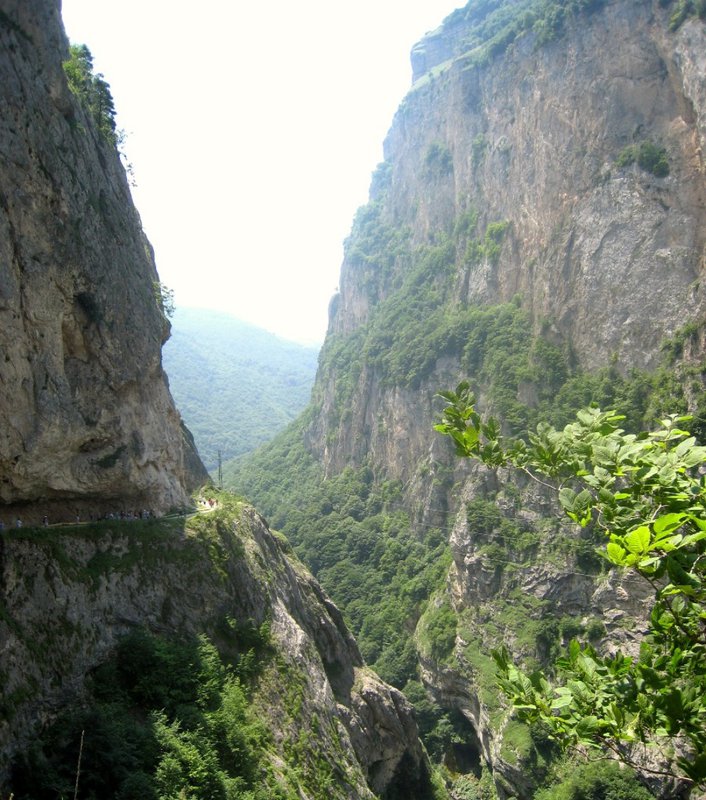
[425,142,454,178]
[63,44,117,145]
[323,209,522,407]
[416,596,458,664]
[221,415,319,513]
[163,308,318,471]
[227,433,451,690]
[322,285,687,441]
[533,760,655,800]
[666,0,706,31]
[11,627,282,800]
[615,141,670,177]
[436,388,706,788]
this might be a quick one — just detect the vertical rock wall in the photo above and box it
[304,3,706,794]
[320,0,706,477]
[0,0,205,520]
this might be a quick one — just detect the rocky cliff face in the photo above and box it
[300,1,706,796]
[321,0,706,478]
[416,465,663,798]
[0,503,430,798]
[0,0,205,522]
[0,4,433,798]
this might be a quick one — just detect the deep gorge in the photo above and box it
[2,0,706,798]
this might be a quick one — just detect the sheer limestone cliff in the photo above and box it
[0,0,206,522]
[320,0,706,480]
[314,2,706,795]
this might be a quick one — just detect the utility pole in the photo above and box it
[73,729,84,800]
[217,449,222,489]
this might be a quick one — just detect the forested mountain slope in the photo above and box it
[228,1,706,797]
[163,308,319,472]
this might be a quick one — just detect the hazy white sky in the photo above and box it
[60,1,464,344]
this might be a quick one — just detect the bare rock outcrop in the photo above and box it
[0,0,205,523]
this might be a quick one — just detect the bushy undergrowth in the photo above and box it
[63,43,117,145]
[10,627,285,800]
[534,759,655,799]
[616,141,670,177]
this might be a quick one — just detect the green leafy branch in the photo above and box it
[435,382,706,787]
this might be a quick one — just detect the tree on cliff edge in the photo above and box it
[63,43,117,145]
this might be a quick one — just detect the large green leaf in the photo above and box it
[624,526,650,555]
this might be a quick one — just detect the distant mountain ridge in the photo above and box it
[163,308,319,472]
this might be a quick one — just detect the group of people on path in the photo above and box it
[0,517,28,531]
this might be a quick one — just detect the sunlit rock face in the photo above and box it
[317,0,706,479]
[389,0,706,374]
[0,1,206,521]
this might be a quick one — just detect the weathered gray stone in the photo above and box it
[0,0,206,523]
